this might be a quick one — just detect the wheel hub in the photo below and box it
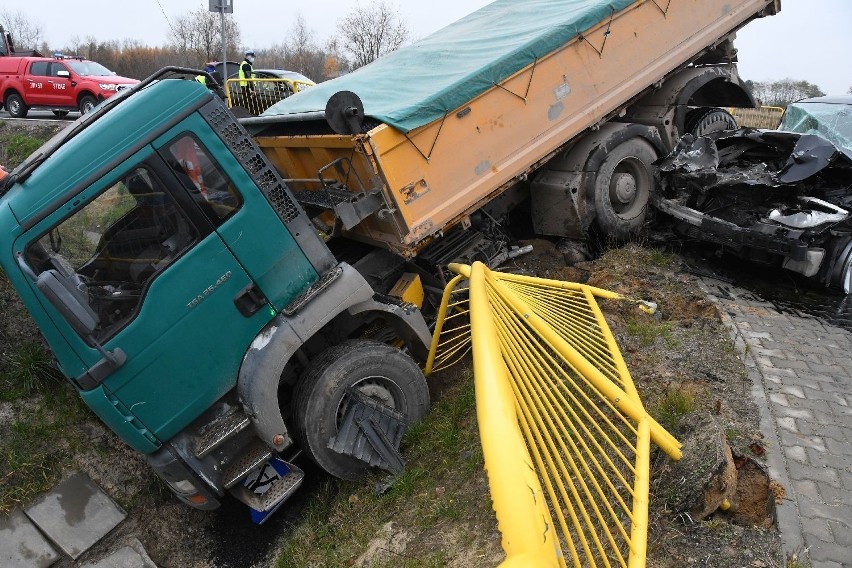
[611,172,637,206]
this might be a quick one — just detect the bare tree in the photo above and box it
[749,78,825,108]
[848,85,852,95]
[169,8,241,64]
[0,9,43,51]
[337,1,409,69]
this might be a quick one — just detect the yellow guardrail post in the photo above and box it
[468,262,561,567]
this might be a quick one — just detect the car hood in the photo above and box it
[81,75,140,85]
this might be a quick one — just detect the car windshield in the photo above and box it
[780,102,852,154]
[66,60,115,77]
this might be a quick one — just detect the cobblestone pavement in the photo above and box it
[701,280,852,568]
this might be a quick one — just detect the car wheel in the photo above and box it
[593,138,657,240]
[52,110,70,118]
[79,95,97,115]
[685,107,737,138]
[291,339,430,480]
[825,237,852,294]
[5,93,28,118]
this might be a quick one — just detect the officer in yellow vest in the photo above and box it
[196,62,217,86]
[239,50,256,93]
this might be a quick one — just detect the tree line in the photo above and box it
[0,2,408,82]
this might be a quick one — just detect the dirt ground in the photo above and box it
[0,119,784,567]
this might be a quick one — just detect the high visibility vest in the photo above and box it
[238,61,253,87]
[195,75,206,85]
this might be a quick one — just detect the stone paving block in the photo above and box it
[816,482,851,509]
[828,521,852,547]
[25,472,126,560]
[770,392,789,407]
[80,538,157,568]
[796,420,848,443]
[801,517,835,544]
[781,385,806,399]
[0,509,60,568]
[785,445,807,463]
[798,496,852,527]
[776,406,815,420]
[807,539,852,564]
[804,450,852,475]
[786,463,840,486]
[777,416,799,433]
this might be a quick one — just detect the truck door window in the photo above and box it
[49,62,70,77]
[164,136,242,226]
[26,167,198,341]
[29,61,49,76]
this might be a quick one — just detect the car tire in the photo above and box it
[685,107,737,138]
[291,339,430,480]
[5,93,28,118]
[592,137,657,240]
[52,110,70,118]
[79,95,97,115]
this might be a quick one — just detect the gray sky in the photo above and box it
[13,0,852,95]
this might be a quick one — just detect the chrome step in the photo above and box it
[230,460,305,515]
[195,413,251,458]
[222,440,272,488]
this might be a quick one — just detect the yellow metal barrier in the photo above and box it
[728,106,784,129]
[426,262,681,568]
[224,78,314,115]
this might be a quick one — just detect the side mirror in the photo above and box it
[35,269,99,337]
[56,70,71,78]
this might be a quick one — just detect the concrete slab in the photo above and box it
[0,508,60,567]
[24,471,126,560]
[80,538,158,568]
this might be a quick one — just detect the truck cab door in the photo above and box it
[20,145,276,443]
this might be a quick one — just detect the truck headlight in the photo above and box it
[166,478,197,494]
[99,84,118,91]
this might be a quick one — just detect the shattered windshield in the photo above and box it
[780,102,852,154]
[66,60,115,77]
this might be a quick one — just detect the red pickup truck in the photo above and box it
[0,55,138,118]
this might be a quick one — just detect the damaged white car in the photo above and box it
[654,96,852,293]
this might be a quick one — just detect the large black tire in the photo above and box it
[592,138,657,240]
[5,92,28,118]
[79,95,97,115]
[291,339,430,480]
[685,107,737,137]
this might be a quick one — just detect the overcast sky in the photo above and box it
[13,0,852,95]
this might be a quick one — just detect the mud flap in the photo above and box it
[328,388,407,474]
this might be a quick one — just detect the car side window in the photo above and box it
[30,61,49,76]
[26,167,198,341]
[163,135,243,226]
[50,62,70,77]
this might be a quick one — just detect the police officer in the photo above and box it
[195,62,217,86]
[239,49,256,104]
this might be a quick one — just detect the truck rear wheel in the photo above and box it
[5,93,28,118]
[686,107,737,137]
[291,339,430,480]
[593,138,656,240]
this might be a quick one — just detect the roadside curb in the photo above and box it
[697,278,806,560]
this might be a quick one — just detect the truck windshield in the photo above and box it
[26,167,197,341]
[66,60,115,77]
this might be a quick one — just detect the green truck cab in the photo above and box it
[0,71,431,516]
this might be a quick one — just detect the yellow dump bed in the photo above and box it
[251,0,779,257]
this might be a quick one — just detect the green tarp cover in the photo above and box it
[263,0,636,133]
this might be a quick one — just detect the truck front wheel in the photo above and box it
[5,93,28,118]
[291,339,430,480]
[593,138,656,240]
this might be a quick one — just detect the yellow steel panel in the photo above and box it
[427,263,680,567]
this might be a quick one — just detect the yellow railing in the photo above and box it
[224,78,314,115]
[728,106,784,129]
[426,263,681,568]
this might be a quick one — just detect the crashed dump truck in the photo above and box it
[655,104,852,293]
[0,0,777,523]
